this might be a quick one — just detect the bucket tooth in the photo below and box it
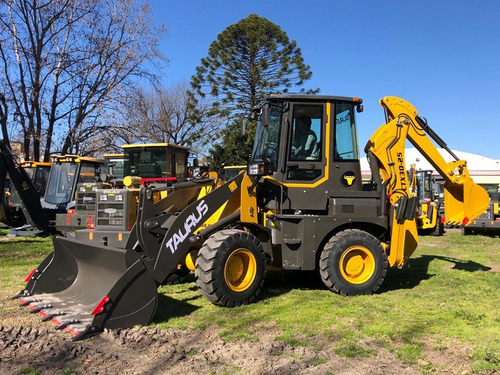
[12,290,30,300]
[54,319,80,331]
[29,304,52,314]
[71,325,102,341]
[41,311,65,322]
[19,298,40,306]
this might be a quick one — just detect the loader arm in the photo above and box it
[365,96,489,267]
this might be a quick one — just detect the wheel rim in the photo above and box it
[224,248,257,292]
[339,246,375,284]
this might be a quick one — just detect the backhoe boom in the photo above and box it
[365,96,489,267]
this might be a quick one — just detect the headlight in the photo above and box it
[247,161,270,176]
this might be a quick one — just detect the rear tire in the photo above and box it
[319,229,388,296]
[195,229,266,307]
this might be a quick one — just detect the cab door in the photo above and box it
[281,102,328,211]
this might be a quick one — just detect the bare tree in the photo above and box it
[115,81,225,158]
[0,0,165,160]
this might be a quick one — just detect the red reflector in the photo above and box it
[24,269,36,283]
[91,296,110,315]
[87,215,95,229]
[66,214,71,224]
[462,217,469,226]
[441,216,445,224]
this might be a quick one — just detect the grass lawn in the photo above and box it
[1,228,499,373]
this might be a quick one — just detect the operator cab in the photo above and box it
[121,143,189,183]
[103,154,126,181]
[250,94,365,213]
[43,155,105,212]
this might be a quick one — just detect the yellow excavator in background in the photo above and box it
[408,166,444,236]
[15,95,489,340]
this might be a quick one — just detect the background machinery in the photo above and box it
[122,143,189,184]
[463,183,500,236]
[0,160,51,229]
[103,153,126,182]
[0,141,105,235]
[56,143,191,233]
[410,167,445,235]
[14,95,489,340]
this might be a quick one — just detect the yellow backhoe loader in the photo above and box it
[14,95,489,340]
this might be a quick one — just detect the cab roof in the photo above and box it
[103,153,125,157]
[20,161,52,167]
[121,143,189,151]
[266,94,363,104]
[49,154,104,164]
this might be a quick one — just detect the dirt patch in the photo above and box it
[0,324,493,375]
[486,263,500,273]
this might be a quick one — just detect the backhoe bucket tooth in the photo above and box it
[16,236,158,340]
[444,178,490,226]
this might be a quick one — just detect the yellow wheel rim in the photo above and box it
[339,246,375,284]
[224,248,257,292]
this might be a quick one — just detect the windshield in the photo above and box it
[33,166,50,196]
[44,163,78,205]
[223,166,245,180]
[124,148,172,178]
[416,171,433,200]
[252,104,283,171]
[105,157,125,179]
[24,168,36,180]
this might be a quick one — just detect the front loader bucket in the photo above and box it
[444,178,490,226]
[15,236,158,340]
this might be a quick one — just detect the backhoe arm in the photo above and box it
[365,97,489,267]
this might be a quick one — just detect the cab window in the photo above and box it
[290,105,322,161]
[286,104,323,181]
[335,102,359,161]
[174,150,187,179]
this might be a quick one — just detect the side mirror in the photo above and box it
[260,104,270,127]
[356,104,364,113]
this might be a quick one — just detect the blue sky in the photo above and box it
[149,0,500,159]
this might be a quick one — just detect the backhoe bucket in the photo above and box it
[15,236,158,340]
[444,178,490,226]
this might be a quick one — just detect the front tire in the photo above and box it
[319,229,388,296]
[195,229,266,307]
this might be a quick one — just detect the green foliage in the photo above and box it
[207,117,256,170]
[191,14,316,117]
[190,14,318,166]
[334,343,376,358]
